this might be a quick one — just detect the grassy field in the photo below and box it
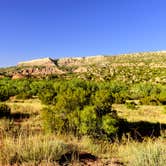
[114,104,166,124]
[6,98,43,114]
[5,99,166,124]
[0,99,166,165]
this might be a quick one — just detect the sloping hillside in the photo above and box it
[18,57,56,67]
[1,51,166,80]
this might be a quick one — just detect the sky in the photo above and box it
[0,0,166,67]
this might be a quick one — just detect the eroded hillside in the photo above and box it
[1,51,166,81]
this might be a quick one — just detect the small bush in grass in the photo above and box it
[125,101,137,110]
[0,103,11,118]
[16,92,32,100]
[140,97,160,105]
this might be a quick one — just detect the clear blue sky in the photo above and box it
[0,0,166,67]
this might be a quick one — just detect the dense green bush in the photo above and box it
[37,83,55,104]
[41,82,119,139]
[41,105,119,139]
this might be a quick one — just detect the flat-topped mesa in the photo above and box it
[18,57,56,67]
[57,55,108,66]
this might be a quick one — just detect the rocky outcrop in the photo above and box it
[15,56,108,77]
[12,73,25,79]
[12,66,65,78]
[15,57,65,78]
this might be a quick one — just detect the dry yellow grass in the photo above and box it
[2,99,44,133]
[117,138,166,166]
[6,98,43,114]
[113,104,166,124]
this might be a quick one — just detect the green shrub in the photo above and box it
[102,114,118,135]
[0,88,10,101]
[125,101,137,110]
[140,97,160,105]
[41,105,119,139]
[40,79,121,139]
[157,90,166,105]
[16,92,32,100]
[79,106,98,136]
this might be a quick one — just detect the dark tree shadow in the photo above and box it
[0,112,30,120]
[10,112,30,120]
[58,150,97,166]
[118,119,166,141]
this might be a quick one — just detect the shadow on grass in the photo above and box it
[58,150,97,166]
[118,119,166,141]
[10,112,30,120]
[0,112,30,121]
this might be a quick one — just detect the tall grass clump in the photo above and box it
[119,138,166,166]
[0,134,70,165]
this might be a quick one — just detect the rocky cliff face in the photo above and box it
[14,55,108,78]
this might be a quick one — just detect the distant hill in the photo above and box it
[1,51,166,81]
[16,51,166,67]
[18,57,56,67]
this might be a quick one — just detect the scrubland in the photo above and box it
[1,52,166,165]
